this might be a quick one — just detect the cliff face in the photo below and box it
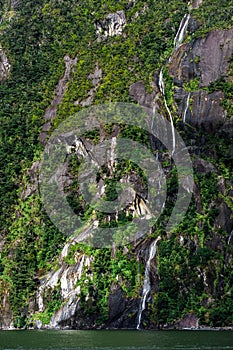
[169,27,233,132]
[0,0,232,329]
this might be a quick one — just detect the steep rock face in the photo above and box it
[1,0,233,331]
[35,239,93,329]
[40,55,77,144]
[169,28,233,86]
[169,28,233,132]
[129,81,156,109]
[175,88,226,130]
[33,24,233,330]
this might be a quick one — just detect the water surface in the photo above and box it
[0,330,233,350]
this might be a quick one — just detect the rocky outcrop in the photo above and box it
[129,81,156,109]
[175,88,226,130]
[189,0,203,10]
[1,0,232,331]
[74,63,102,107]
[169,28,233,86]
[20,160,40,200]
[95,11,126,41]
[40,55,77,144]
[168,28,233,132]
[35,241,93,329]
[215,202,233,234]
[0,281,13,330]
[0,45,11,81]
[172,313,199,329]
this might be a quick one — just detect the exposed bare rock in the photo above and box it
[0,45,11,81]
[129,81,157,109]
[95,11,126,41]
[20,160,40,200]
[215,202,233,234]
[193,158,216,174]
[0,237,4,253]
[173,313,199,329]
[44,55,77,122]
[131,4,148,21]
[75,63,102,107]
[40,55,77,144]
[169,28,233,87]
[36,250,93,329]
[187,15,200,34]
[0,281,13,330]
[11,0,21,9]
[108,287,126,322]
[189,0,203,10]
[88,64,102,87]
[174,85,229,132]
[191,90,226,130]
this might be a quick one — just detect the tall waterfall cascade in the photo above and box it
[138,10,191,330]
[136,236,161,329]
[174,14,191,48]
[157,11,191,153]
[158,69,176,155]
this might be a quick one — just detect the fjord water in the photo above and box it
[0,330,233,350]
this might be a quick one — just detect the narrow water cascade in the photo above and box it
[183,92,190,123]
[136,236,161,330]
[174,13,190,48]
[158,69,176,155]
[158,10,190,154]
[227,231,233,245]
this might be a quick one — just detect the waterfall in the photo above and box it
[183,92,190,123]
[227,231,233,245]
[174,14,190,48]
[157,10,191,153]
[158,69,176,155]
[136,9,190,330]
[136,236,161,330]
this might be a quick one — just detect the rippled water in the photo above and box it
[0,330,233,350]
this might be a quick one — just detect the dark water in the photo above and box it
[0,330,233,350]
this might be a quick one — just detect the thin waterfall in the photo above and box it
[174,14,190,48]
[183,92,190,123]
[157,10,190,153]
[151,105,156,131]
[137,8,190,331]
[227,231,233,245]
[136,236,161,330]
[158,69,176,155]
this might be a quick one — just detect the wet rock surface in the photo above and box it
[169,28,233,133]
[169,28,233,86]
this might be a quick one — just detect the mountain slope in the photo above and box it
[0,0,232,329]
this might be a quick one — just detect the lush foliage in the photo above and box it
[0,0,232,328]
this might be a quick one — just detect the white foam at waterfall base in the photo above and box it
[136,236,161,329]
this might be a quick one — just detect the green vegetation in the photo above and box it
[192,0,233,35]
[0,0,232,328]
